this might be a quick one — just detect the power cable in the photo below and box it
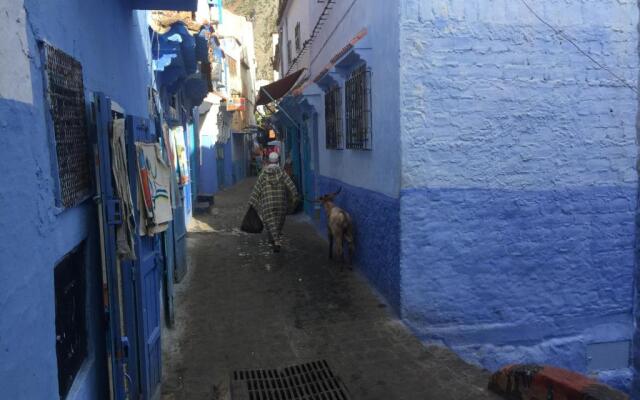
[520,0,638,94]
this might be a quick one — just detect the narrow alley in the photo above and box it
[161,179,500,400]
[3,0,640,398]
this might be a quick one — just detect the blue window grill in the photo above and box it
[324,85,343,149]
[345,64,372,150]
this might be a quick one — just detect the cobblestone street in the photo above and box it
[161,179,501,400]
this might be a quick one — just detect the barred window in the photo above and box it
[324,85,342,149]
[345,64,372,150]
[54,243,87,398]
[294,22,301,52]
[41,42,91,207]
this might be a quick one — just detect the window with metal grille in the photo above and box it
[41,42,91,208]
[54,243,87,399]
[345,64,372,150]
[324,85,342,149]
[294,22,301,52]
[287,40,292,65]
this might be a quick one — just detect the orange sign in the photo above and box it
[226,97,246,111]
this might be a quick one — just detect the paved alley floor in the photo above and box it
[162,179,501,400]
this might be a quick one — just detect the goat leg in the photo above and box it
[335,237,344,267]
[328,231,333,259]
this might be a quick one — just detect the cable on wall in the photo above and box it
[519,0,638,94]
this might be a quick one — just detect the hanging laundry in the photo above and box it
[136,142,173,235]
[172,126,190,186]
[111,118,136,260]
[162,123,180,210]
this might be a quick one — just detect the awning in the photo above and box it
[256,69,305,106]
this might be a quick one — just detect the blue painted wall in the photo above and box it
[224,140,234,187]
[307,0,401,198]
[293,0,402,314]
[198,134,219,195]
[0,1,153,398]
[316,176,401,312]
[231,133,247,185]
[399,0,638,392]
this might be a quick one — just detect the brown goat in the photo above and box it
[317,187,355,265]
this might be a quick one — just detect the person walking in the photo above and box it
[249,152,299,253]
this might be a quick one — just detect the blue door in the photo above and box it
[301,123,315,215]
[93,92,128,400]
[287,125,303,194]
[125,116,162,400]
[173,185,188,283]
[170,126,188,283]
[216,143,225,189]
[162,223,176,326]
[158,120,175,326]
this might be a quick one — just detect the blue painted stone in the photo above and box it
[316,176,401,312]
[1,0,157,397]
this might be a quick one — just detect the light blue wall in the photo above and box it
[198,134,220,195]
[231,133,247,184]
[290,0,403,314]
[399,0,638,392]
[307,0,401,198]
[0,0,153,398]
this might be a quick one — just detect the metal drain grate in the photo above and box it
[231,360,351,400]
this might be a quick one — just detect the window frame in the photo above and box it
[39,41,92,209]
[344,63,372,150]
[324,84,343,150]
[54,241,88,399]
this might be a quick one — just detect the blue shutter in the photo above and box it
[125,116,162,399]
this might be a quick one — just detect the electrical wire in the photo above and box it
[519,0,638,94]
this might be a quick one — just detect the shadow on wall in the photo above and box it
[315,176,401,312]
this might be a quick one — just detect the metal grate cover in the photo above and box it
[42,42,91,208]
[231,360,351,400]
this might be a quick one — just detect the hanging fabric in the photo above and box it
[162,123,180,210]
[172,126,190,186]
[136,142,173,235]
[111,118,136,260]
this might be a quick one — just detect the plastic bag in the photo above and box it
[241,206,263,233]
